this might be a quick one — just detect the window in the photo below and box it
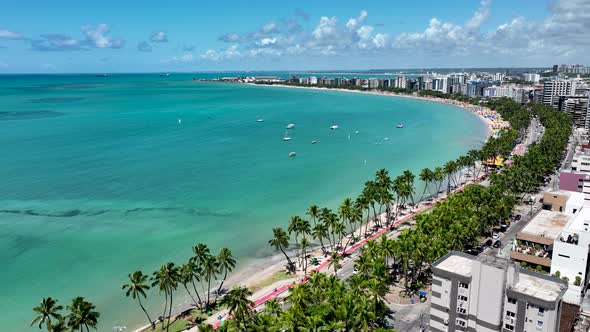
[456,319,466,327]
[506,311,516,317]
[558,254,571,258]
[538,307,544,317]
[459,282,469,289]
[458,295,468,301]
[505,323,515,331]
[457,307,467,314]
[508,298,517,304]
[537,320,544,328]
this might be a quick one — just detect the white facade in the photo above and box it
[430,252,567,332]
[524,73,541,83]
[550,207,590,304]
[571,151,590,174]
[542,79,579,108]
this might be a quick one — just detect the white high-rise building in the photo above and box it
[430,252,567,332]
[524,73,541,83]
[542,79,579,108]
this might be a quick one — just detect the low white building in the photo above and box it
[430,252,567,332]
[551,207,590,304]
[571,151,590,174]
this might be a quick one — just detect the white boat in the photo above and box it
[330,125,339,130]
[311,140,317,144]
[178,118,182,125]
[257,118,264,122]
[286,123,295,129]
[384,137,390,141]
[354,131,359,134]
[289,152,297,157]
[396,123,404,128]
[283,130,291,141]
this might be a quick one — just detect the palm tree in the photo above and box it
[328,251,342,277]
[178,264,200,307]
[31,297,63,331]
[288,215,303,266]
[418,167,433,202]
[269,227,295,273]
[300,237,310,275]
[216,247,236,295]
[312,222,329,255]
[151,262,179,332]
[220,286,253,328]
[187,260,204,309]
[66,297,100,332]
[307,205,320,228]
[262,298,282,317]
[122,271,155,330]
[203,255,219,308]
[433,166,445,194]
[191,243,211,265]
[49,320,67,332]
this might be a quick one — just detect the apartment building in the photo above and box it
[430,252,567,332]
[542,80,579,108]
[550,207,590,304]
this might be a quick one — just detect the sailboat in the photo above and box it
[283,130,292,141]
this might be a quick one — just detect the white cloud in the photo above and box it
[465,0,492,30]
[82,24,125,48]
[201,0,590,65]
[150,31,168,42]
[313,16,338,40]
[200,44,240,61]
[0,29,24,39]
[257,37,277,46]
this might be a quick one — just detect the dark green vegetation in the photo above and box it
[31,297,99,332]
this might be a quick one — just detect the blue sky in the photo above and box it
[0,0,588,73]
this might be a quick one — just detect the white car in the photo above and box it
[492,232,500,240]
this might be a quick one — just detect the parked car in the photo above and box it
[500,224,508,232]
[514,214,522,221]
[492,232,500,240]
[493,240,501,248]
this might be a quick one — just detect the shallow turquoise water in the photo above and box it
[0,74,487,331]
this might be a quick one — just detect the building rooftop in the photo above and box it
[434,253,473,278]
[512,272,566,303]
[564,206,590,233]
[519,210,570,240]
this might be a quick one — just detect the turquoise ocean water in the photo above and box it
[0,74,487,331]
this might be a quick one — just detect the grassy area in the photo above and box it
[250,271,294,293]
[150,308,208,332]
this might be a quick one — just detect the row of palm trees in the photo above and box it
[120,243,236,331]
[31,297,99,332]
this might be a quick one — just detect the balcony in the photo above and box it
[510,251,552,267]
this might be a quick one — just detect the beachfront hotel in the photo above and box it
[429,252,567,332]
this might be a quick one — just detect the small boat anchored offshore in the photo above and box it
[257,118,264,122]
[311,140,317,144]
[283,130,292,141]
[396,123,404,128]
[330,125,339,130]
[286,123,295,129]
[289,152,297,157]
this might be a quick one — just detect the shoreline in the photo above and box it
[247,83,508,138]
[134,82,504,332]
